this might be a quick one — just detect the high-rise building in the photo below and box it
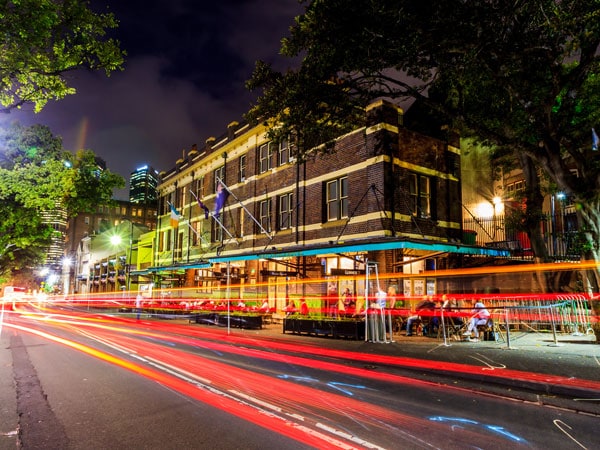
[129,165,159,205]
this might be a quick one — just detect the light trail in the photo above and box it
[12,305,600,397]
[5,314,533,448]
[4,321,371,449]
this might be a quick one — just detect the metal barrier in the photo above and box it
[481,294,593,349]
[483,294,591,333]
[365,307,395,343]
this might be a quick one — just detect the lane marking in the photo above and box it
[553,419,587,449]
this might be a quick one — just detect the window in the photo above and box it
[259,143,273,173]
[326,177,348,221]
[239,154,246,181]
[278,193,293,230]
[211,219,223,243]
[506,180,525,196]
[84,216,90,225]
[178,186,186,210]
[214,166,225,191]
[409,174,431,218]
[259,199,271,232]
[278,139,291,166]
[196,176,205,199]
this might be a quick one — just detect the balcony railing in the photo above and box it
[463,213,580,261]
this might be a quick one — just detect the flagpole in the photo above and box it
[216,176,272,240]
[190,188,235,240]
[167,201,179,266]
[188,189,211,246]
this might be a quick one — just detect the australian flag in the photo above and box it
[190,190,209,219]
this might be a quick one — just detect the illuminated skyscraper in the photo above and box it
[129,165,159,205]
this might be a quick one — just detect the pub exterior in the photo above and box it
[152,100,504,313]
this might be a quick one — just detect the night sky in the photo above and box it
[2,0,304,199]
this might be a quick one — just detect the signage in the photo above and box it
[330,269,366,276]
[260,270,298,277]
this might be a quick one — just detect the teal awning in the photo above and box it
[143,261,211,273]
[208,238,509,263]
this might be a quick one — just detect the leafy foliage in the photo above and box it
[0,0,124,113]
[247,0,600,261]
[0,123,124,278]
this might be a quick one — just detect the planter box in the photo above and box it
[283,317,365,340]
[194,312,263,329]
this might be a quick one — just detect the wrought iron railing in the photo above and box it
[462,213,580,261]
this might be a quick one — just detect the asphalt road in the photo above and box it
[2,309,598,449]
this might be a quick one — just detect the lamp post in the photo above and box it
[127,221,133,293]
[110,221,135,299]
[110,234,123,295]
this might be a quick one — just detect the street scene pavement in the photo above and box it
[2,313,599,449]
[223,320,600,413]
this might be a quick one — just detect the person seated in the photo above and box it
[258,299,270,312]
[462,299,491,342]
[406,297,437,336]
[442,295,464,327]
[283,300,297,316]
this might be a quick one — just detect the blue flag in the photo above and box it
[214,182,229,218]
[592,128,599,151]
[190,190,209,219]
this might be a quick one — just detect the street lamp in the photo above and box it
[109,222,135,296]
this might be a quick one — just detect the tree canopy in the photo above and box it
[0,123,124,281]
[0,0,124,113]
[247,0,600,263]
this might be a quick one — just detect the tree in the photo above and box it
[0,122,124,283]
[0,0,124,113]
[247,0,600,335]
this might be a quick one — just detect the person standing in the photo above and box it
[299,298,309,315]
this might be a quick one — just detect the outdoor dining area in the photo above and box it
[279,293,593,346]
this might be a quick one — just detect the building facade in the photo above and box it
[129,165,159,205]
[147,100,501,310]
[66,200,157,295]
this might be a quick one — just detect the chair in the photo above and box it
[477,318,504,342]
[438,315,464,340]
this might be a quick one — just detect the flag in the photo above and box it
[190,190,209,219]
[592,128,599,151]
[168,202,181,228]
[214,182,229,218]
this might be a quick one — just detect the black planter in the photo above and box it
[194,312,263,329]
[283,317,365,340]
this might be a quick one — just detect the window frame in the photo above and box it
[239,154,247,182]
[259,199,271,232]
[326,176,348,222]
[259,143,273,173]
[278,139,291,166]
[278,192,293,230]
[409,173,431,218]
[214,166,225,192]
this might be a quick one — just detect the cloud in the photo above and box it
[0,0,303,200]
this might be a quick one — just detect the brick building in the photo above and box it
[153,100,503,309]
